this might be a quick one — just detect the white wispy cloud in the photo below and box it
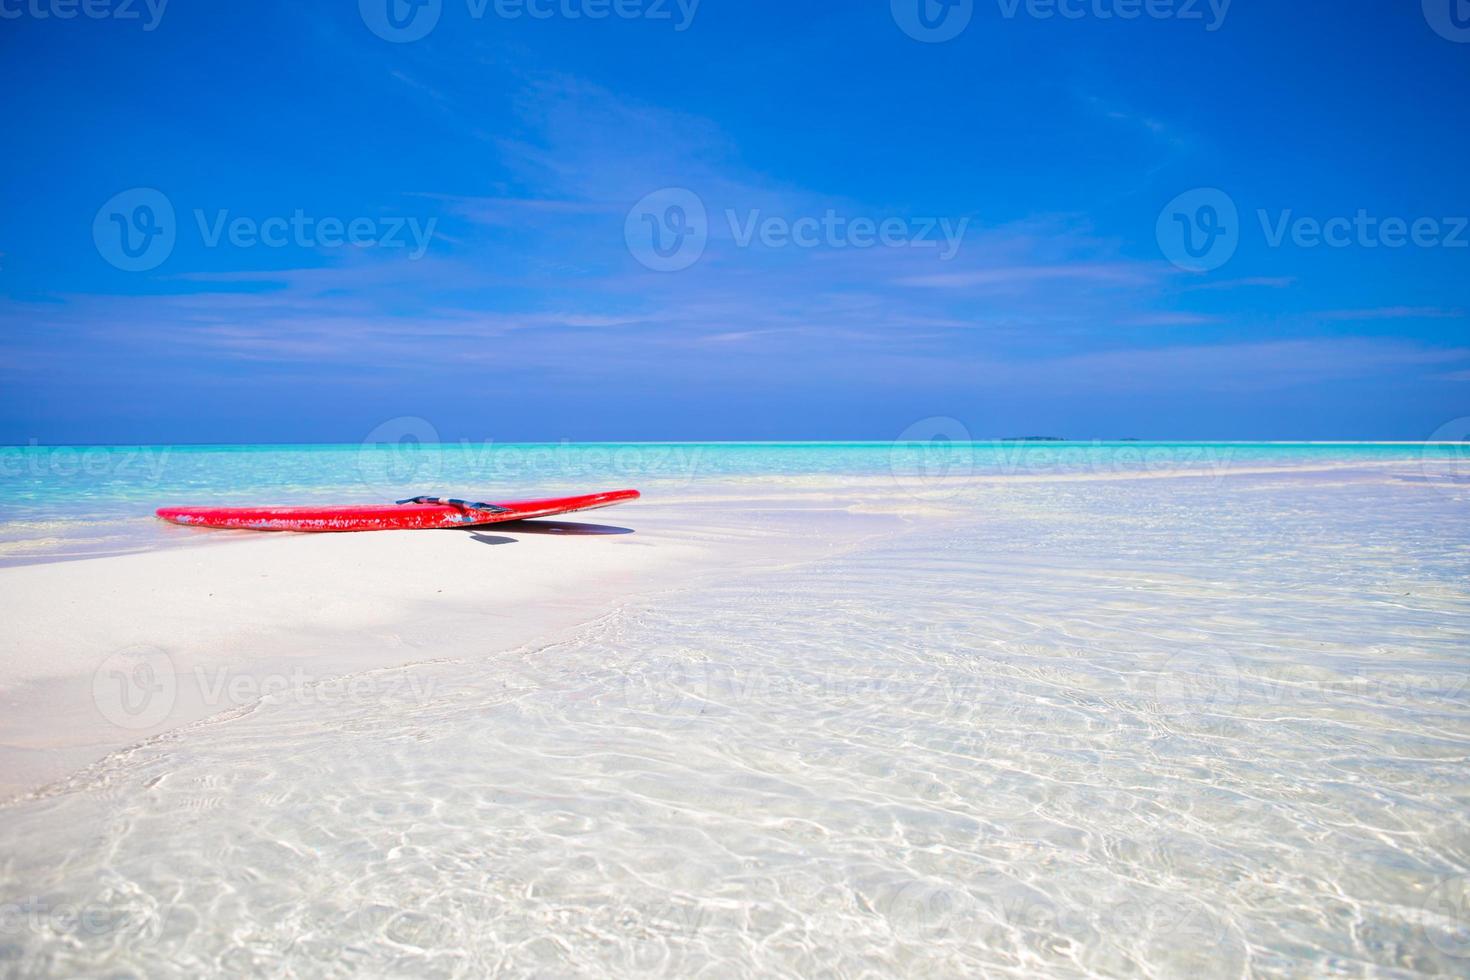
[1313,307,1465,321]
[896,262,1157,290]
[8,70,1466,411]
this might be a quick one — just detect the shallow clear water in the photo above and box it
[1,440,1463,517]
[2,467,1468,977]
[1,440,1464,564]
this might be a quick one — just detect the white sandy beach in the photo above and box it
[0,489,902,799]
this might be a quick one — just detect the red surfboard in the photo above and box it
[156,490,640,532]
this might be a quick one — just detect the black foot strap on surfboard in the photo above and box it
[395,495,513,515]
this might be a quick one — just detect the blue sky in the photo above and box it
[1,0,1466,442]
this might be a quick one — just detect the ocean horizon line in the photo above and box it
[1,439,1464,451]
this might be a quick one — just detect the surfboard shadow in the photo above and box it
[462,533,518,545]
[459,520,635,545]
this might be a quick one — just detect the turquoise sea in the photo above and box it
[1,438,1462,520]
